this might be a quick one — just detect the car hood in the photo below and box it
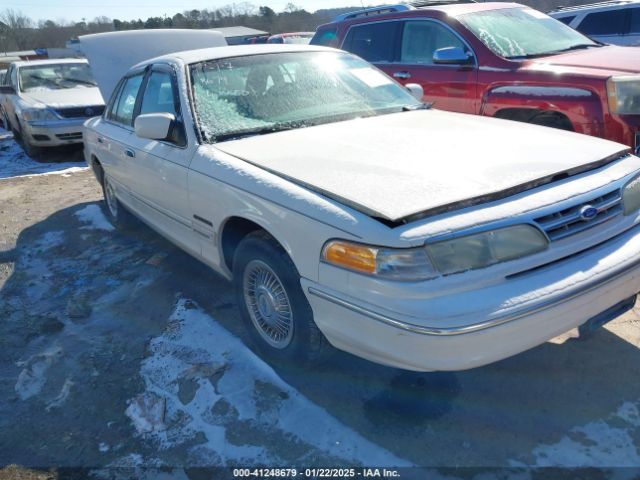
[528,46,640,76]
[23,87,104,108]
[79,29,227,101]
[214,110,629,223]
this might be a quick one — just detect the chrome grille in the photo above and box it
[534,189,623,241]
[55,105,104,119]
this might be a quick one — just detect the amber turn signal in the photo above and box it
[322,241,377,274]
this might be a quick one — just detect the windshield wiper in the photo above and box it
[212,120,308,142]
[507,43,601,60]
[63,78,97,87]
[403,102,432,112]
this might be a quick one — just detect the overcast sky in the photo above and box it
[3,0,361,23]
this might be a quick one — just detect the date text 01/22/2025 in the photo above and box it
[232,468,401,478]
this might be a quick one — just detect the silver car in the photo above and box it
[549,0,640,46]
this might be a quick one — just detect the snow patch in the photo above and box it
[492,86,593,98]
[528,400,640,467]
[0,129,87,180]
[130,298,412,466]
[45,377,74,411]
[74,204,115,231]
[15,345,63,400]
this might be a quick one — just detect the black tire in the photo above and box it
[101,173,136,229]
[20,137,42,159]
[529,112,574,132]
[233,231,329,367]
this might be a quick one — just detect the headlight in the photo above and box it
[321,224,548,281]
[21,107,59,122]
[322,241,437,282]
[623,175,640,215]
[607,76,640,115]
[425,225,548,276]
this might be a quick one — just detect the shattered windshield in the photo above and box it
[190,51,421,142]
[459,7,599,59]
[19,63,97,92]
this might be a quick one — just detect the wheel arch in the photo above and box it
[219,215,292,275]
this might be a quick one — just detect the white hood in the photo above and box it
[23,86,104,108]
[215,110,630,222]
[79,29,227,101]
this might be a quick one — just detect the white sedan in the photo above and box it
[0,59,104,156]
[83,43,640,372]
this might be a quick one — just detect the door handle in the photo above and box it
[125,149,135,158]
[393,71,412,80]
[97,137,104,144]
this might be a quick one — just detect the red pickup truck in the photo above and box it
[311,1,640,154]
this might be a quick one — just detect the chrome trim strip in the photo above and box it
[308,252,640,336]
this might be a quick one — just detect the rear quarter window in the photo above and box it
[343,22,401,63]
[578,9,630,35]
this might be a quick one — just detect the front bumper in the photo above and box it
[303,224,640,372]
[22,118,86,146]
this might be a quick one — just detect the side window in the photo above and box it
[310,28,338,47]
[106,79,124,121]
[578,9,630,36]
[400,21,466,65]
[113,74,143,126]
[557,15,576,26]
[631,8,640,33]
[343,22,400,63]
[139,70,186,146]
[4,66,13,86]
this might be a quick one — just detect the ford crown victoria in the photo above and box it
[83,43,640,371]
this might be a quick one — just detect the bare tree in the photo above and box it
[1,9,33,51]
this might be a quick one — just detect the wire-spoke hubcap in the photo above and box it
[243,260,293,349]
[104,177,118,218]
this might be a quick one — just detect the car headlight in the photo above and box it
[321,225,548,281]
[607,76,640,115]
[425,225,548,276]
[322,240,438,282]
[21,107,59,123]
[623,175,640,215]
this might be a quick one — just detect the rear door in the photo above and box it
[93,71,145,194]
[126,64,200,255]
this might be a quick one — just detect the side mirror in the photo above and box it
[134,112,175,140]
[405,83,424,101]
[433,47,473,66]
[0,85,16,95]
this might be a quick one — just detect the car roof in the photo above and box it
[327,1,524,25]
[549,0,640,14]
[12,58,88,68]
[133,44,336,69]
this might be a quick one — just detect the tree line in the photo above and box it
[0,4,358,52]
[0,0,593,53]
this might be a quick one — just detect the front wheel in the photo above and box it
[233,231,329,367]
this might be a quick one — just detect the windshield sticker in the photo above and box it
[350,68,393,88]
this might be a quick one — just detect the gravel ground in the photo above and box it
[1,134,640,479]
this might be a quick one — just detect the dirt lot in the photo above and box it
[1,132,640,478]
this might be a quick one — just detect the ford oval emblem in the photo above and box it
[580,205,598,221]
[84,107,94,116]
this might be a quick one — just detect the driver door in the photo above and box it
[384,20,478,114]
